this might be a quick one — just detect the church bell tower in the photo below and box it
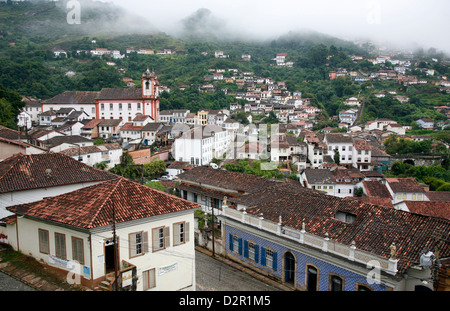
[142,68,158,99]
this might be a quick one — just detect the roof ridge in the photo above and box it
[87,177,123,229]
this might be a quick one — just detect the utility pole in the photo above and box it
[211,201,215,257]
[112,202,119,291]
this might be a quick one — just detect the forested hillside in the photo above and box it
[1,0,450,129]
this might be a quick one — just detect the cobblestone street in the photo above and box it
[0,270,35,291]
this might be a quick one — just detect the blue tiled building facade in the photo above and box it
[225,224,388,291]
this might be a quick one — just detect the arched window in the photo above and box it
[306,265,318,291]
[356,284,372,291]
[284,252,295,284]
[145,81,150,90]
[329,275,343,291]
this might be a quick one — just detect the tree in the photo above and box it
[262,111,279,124]
[333,150,340,165]
[143,160,166,180]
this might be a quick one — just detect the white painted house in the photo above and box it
[5,177,200,291]
[324,133,354,167]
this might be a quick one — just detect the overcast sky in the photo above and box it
[107,0,450,53]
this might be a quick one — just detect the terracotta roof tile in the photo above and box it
[363,180,392,199]
[386,178,426,193]
[0,153,116,194]
[7,178,200,229]
[177,166,274,194]
[42,91,100,104]
[403,201,450,220]
[231,184,450,274]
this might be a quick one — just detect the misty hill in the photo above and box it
[0,0,157,48]
[174,8,235,42]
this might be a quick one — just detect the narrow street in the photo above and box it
[195,249,283,291]
[0,271,35,291]
[0,246,284,291]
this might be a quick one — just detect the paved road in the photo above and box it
[0,271,35,291]
[195,250,282,291]
[0,248,282,292]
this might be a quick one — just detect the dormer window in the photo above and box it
[335,211,356,223]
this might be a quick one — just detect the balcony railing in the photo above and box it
[221,205,398,275]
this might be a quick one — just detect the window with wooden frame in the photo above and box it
[143,268,156,290]
[55,233,66,259]
[260,247,277,271]
[38,229,49,254]
[173,222,190,246]
[129,231,148,258]
[229,234,242,255]
[243,240,259,263]
[152,227,170,252]
[71,237,84,265]
[356,283,373,291]
[329,274,344,291]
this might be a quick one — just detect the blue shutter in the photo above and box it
[272,252,278,271]
[261,247,266,266]
[229,234,233,251]
[243,240,249,258]
[254,245,259,263]
[238,238,243,255]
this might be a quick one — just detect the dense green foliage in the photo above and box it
[224,158,285,179]
[1,0,449,130]
[389,160,450,191]
[0,84,24,129]
[383,134,448,155]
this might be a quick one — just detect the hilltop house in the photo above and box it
[5,177,200,291]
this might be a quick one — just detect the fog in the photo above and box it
[106,0,450,53]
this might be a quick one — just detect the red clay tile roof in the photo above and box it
[168,161,190,169]
[177,166,274,194]
[363,180,392,199]
[402,201,450,220]
[346,196,394,208]
[425,191,450,201]
[7,177,200,229]
[0,125,26,140]
[386,178,426,193]
[0,153,117,194]
[231,184,450,274]
[82,119,103,130]
[97,88,143,100]
[42,91,100,104]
